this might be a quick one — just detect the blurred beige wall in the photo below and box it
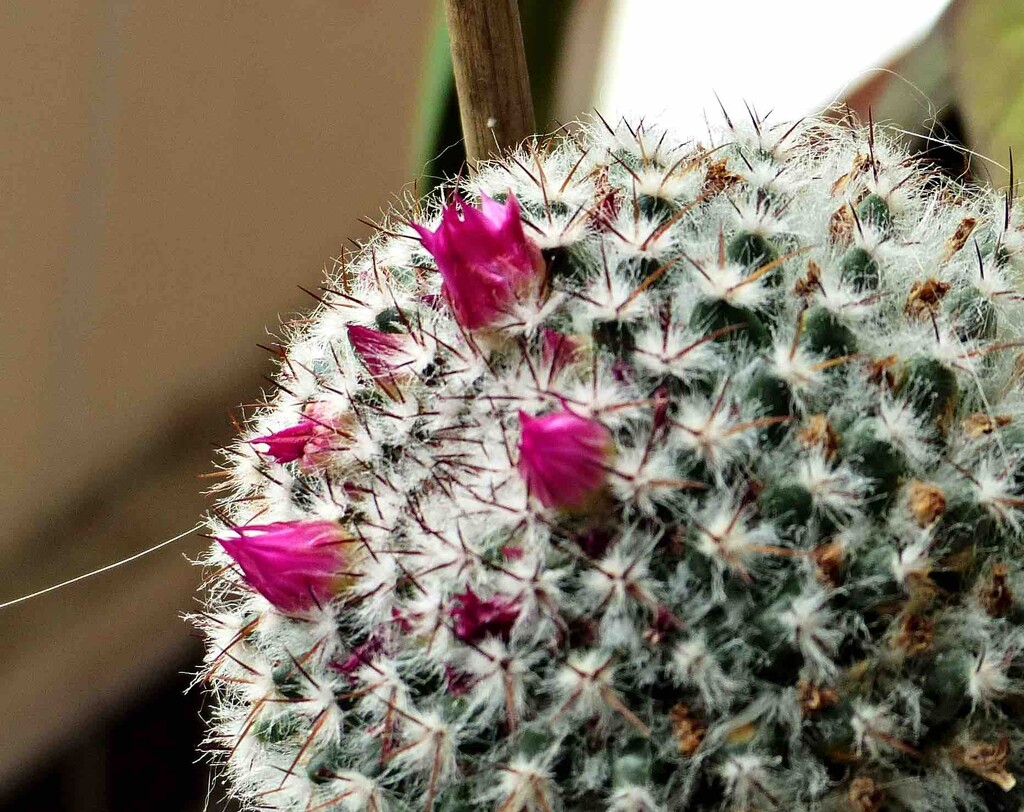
[0,0,434,789]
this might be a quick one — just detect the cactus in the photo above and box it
[196,113,1024,812]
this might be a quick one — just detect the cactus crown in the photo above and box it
[198,113,1024,812]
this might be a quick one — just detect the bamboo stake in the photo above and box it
[443,0,535,164]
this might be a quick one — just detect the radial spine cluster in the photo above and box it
[198,113,1024,812]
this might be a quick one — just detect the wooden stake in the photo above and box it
[443,0,535,164]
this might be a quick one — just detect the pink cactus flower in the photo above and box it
[347,324,413,398]
[217,521,357,614]
[450,587,520,643]
[249,404,341,467]
[518,409,612,510]
[413,193,544,330]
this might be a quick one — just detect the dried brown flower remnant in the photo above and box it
[905,480,946,527]
[703,158,742,196]
[798,414,839,459]
[668,703,706,757]
[904,278,950,319]
[847,776,883,812]
[952,737,1016,791]
[830,153,879,196]
[829,171,853,197]
[793,259,823,299]
[892,613,934,656]
[852,152,880,177]
[979,563,1014,618]
[943,217,978,262]
[829,204,855,245]
[962,413,1012,438]
[796,680,838,715]
[811,540,844,588]
[867,355,898,390]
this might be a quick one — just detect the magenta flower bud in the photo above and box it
[249,404,341,467]
[517,409,612,510]
[591,167,621,231]
[450,587,520,643]
[413,193,544,330]
[444,663,473,697]
[332,633,385,679]
[347,324,413,398]
[501,545,525,561]
[541,328,582,375]
[217,521,357,614]
[575,526,614,559]
[249,418,318,464]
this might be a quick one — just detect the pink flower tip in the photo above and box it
[347,324,413,397]
[217,520,357,614]
[541,328,582,375]
[332,633,385,679]
[444,664,473,697]
[517,409,612,510]
[248,404,340,467]
[450,587,520,643]
[413,193,544,330]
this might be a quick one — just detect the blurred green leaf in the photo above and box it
[843,0,1024,187]
[520,0,574,132]
[945,0,1024,187]
[414,4,456,188]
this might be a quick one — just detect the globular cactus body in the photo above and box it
[198,114,1024,812]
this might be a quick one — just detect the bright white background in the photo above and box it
[596,0,952,139]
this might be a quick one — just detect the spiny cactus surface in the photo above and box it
[198,114,1024,812]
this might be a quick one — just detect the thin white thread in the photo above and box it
[824,67,1011,178]
[0,522,203,611]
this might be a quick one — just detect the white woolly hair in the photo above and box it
[196,111,1024,812]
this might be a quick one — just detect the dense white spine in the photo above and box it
[197,113,1024,811]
